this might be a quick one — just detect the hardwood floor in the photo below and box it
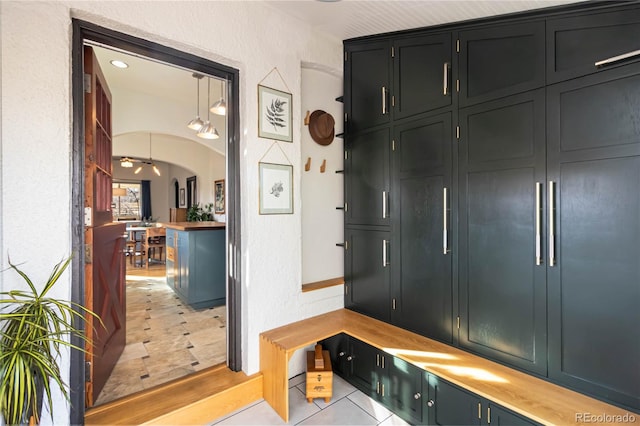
[85,365,262,425]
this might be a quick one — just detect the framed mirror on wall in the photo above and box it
[186,176,197,208]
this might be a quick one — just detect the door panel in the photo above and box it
[345,41,391,132]
[320,333,350,378]
[84,45,125,407]
[458,90,546,375]
[86,223,126,405]
[394,33,452,120]
[348,338,378,397]
[345,228,391,322]
[393,114,453,343]
[546,5,640,84]
[345,128,390,226]
[459,21,545,107]
[427,374,480,426]
[547,63,640,410]
[464,167,537,361]
[389,357,422,424]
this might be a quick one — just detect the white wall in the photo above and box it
[301,67,345,285]
[1,1,342,422]
[113,133,226,221]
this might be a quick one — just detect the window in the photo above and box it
[112,182,141,220]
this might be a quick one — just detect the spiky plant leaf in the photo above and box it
[1,255,102,425]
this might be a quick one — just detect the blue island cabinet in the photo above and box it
[165,222,226,309]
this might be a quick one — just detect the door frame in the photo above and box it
[71,19,242,423]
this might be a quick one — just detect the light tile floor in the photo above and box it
[95,273,226,405]
[209,374,411,426]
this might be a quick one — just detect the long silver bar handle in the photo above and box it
[382,86,387,114]
[443,187,449,254]
[535,182,542,266]
[549,181,556,267]
[382,191,387,219]
[443,62,449,95]
[595,49,640,67]
[382,240,389,267]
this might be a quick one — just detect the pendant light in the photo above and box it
[210,79,226,116]
[197,78,220,140]
[187,73,204,131]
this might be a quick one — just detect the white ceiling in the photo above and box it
[263,0,580,41]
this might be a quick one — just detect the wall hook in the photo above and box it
[320,159,326,173]
[305,157,311,171]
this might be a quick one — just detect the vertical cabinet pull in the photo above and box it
[535,182,542,266]
[549,181,556,266]
[443,62,449,95]
[443,187,449,254]
[382,191,387,219]
[382,240,390,267]
[381,86,387,114]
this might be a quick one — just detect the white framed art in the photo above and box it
[258,85,292,142]
[259,162,293,214]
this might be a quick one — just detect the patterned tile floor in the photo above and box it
[95,270,226,406]
[208,374,411,425]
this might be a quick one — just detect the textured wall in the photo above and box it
[1,1,342,422]
[301,67,345,284]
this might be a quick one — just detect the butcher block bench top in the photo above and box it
[260,308,636,425]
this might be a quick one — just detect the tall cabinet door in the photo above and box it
[458,89,547,376]
[458,21,545,107]
[345,41,391,133]
[345,128,391,226]
[345,228,391,322]
[547,62,640,411]
[392,113,453,343]
[394,33,452,120]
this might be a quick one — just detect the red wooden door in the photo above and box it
[83,45,126,407]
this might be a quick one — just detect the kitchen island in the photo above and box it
[162,221,226,309]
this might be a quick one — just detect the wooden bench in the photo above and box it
[260,309,635,424]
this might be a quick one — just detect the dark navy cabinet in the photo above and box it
[391,112,453,344]
[165,226,226,309]
[546,61,640,411]
[343,1,640,412]
[344,40,391,133]
[321,334,539,425]
[458,89,547,376]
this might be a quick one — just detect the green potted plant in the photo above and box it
[0,255,100,425]
[186,202,214,222]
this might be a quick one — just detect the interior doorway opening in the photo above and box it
[71,19,241,423]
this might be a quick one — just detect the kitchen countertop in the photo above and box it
[161,221,226,231]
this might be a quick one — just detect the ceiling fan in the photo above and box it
[119,156,160,176]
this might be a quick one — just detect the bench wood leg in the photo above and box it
[260,335,290,422]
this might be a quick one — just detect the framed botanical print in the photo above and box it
[259,162,293,214]
[258,85,292,142]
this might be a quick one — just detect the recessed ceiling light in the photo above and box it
[110,60,129,69]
